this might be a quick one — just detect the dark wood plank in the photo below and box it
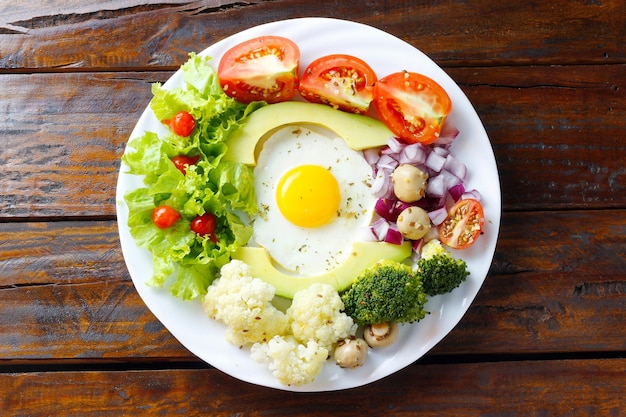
[0,221,123,286]
[0,71,169,219]
[1,210,624,360]
[1,64,624,219]
[0,219,185,358]
[0,221,190,360]
[1,0,624,71]
[1,359,624,416]
[0,279,190,361]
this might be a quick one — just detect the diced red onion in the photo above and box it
[449,183,465,201]
[395,200,412,214]
[370,217,390,240]
[428,206,449,226]
[432,146,450,158]
[376,154,399,171]
[399,143,428,165]
[370,170,385,194]
[425,151,446,172]
[433,123,460,145]
[426,174,446,197]
[384,225,404,245]
[412,238,424,253]
[386,136,406,153]
[443,192,456,211]
[375,198,412,222]
[420,227,440,246]
[371,169,393,198]
[462,189,482,201]
[375,198,396,220]
[362,148,381,165]
[412,196,435,211]
[443,154,467,180]
[441,169,462,189]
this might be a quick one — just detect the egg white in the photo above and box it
[252,125,376,276]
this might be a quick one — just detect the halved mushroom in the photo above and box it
[363,322,399,348]
[334,338,368,368]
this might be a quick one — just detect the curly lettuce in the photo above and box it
[122,53,264,301]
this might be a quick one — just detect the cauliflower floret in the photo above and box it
[204,263,360,386]
[287,282,357,351]
[420,238,447,260]
[202,260,289,347]
[251,335,328,386]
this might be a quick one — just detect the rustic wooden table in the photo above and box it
[1,0,625,415]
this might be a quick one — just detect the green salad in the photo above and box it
[122,53,263,301]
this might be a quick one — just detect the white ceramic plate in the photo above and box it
[116,17,501,392]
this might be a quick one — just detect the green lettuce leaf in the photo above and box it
[122,52,264,301]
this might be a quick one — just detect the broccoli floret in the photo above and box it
[341,259,428,326]
[417,253,469,296]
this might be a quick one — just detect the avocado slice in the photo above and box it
[232,241,412,299]
[224,101,394,165]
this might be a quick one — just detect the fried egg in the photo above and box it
[252,125,376,276]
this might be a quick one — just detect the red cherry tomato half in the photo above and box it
[438,199,485,249]
[163,111,196,137]
[190,213,218,243]
[152,205,181,229]
[217,36,300,104]
[298,54,377,114]
[171,154,200,175]
[373,71,452,145]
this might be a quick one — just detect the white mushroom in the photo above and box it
[363,322,399,348]
[396,206,431,240]
[392,164,428,203]
[334,338,368,368]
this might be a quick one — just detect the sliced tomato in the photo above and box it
[217,36,300,104]
[373,71,452,144]
[152,205,181,229]
[438,199,485,249]
[298,54,377,114]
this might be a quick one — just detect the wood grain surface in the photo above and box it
[1,0,625,415]
[2,359,625,416]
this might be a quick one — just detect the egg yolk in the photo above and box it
[276,165,341,228]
